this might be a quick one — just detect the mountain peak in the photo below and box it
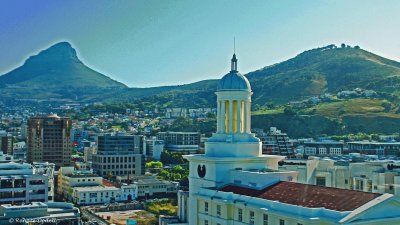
[25,41,79,65]
[0,41,127,90]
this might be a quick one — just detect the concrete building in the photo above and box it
[157,132,200,153]
[32,162,55,202]
[145,136,164,160]
[279,158,400,197]
[134,177,179,199]
[348,141,400,156]
[57,166,102,200]
[304,140,345,156]
[27,114,72,168]
[181,53,400,225]
[0,202,80,225]
[92,134,145,177]
[165,108,187,118]
[72,185,121,205]
[83,145,97,163]
[0,135,13,155]
[0,162,49,205]
[177,190,189,223]
[254,127,294,156]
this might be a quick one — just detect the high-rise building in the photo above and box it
[27,115,72,168]
[92,134,145,177]
[0,135,13,155]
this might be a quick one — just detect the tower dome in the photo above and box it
[217,54,251,92]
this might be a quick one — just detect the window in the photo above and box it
[249,211,255,224]
[316,177,326,186]
[297,223,303,225]
[204,220,208,225]
[216,205,221,217]
[263,214,269,225]
[345,179,348,184]
[204,202,208,213]
[238,208,243,221]
[280,219,285,225]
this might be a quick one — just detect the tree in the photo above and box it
[107,171,113,179]
[171,165,184,173]
[341,43,346,48]
[159,170,170,180]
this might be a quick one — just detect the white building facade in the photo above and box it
[182,53,400,225]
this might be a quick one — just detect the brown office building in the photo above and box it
[27,114,72,168]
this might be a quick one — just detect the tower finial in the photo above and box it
[231,38,238,72]
[234,36,236,54]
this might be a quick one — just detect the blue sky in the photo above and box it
[1,0,399,87]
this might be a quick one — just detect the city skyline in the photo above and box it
[1,0,400,87]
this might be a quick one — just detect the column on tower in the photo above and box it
[246,101,251,133]
[221,100,226,133]
[228,100,233,133]
[240,100,245,133]
[224,100,229,133]
[232,100,238,133]
[217,100,221,133]
[236,100,241,133]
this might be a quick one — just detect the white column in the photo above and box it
[221,101,226,133]
[229,100,233,133]
[217,100,221,133]
[236,100,241,133]
[243,101,247,133]
[246,101,251,133]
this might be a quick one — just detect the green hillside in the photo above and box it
[111,44,400,107]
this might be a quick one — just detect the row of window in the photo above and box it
[204,202,303,225]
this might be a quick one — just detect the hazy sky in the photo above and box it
[1,0,400,87]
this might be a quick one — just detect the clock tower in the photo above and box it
[183,53,285,225]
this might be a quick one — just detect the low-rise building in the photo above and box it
[279,158,400,197]
[254,127,294,156]
[348,141,400,156]
[165,108,187,118]
[32,162,55,202]
[0,162,49,205]
[0,202,80,225]
[72,185,121,205]
[57,166,102,200]
[157,132,200,153]
[304,140,345,156]
[134,178,179,199]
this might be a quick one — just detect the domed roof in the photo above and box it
[217,71,251,91]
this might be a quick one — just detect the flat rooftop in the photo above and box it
[219,181,381,211]
[74,185,120,192]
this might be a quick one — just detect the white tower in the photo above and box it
[183,53,284,225]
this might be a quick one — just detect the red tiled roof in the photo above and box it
[219,181,381,211]
[102,179,115,187]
